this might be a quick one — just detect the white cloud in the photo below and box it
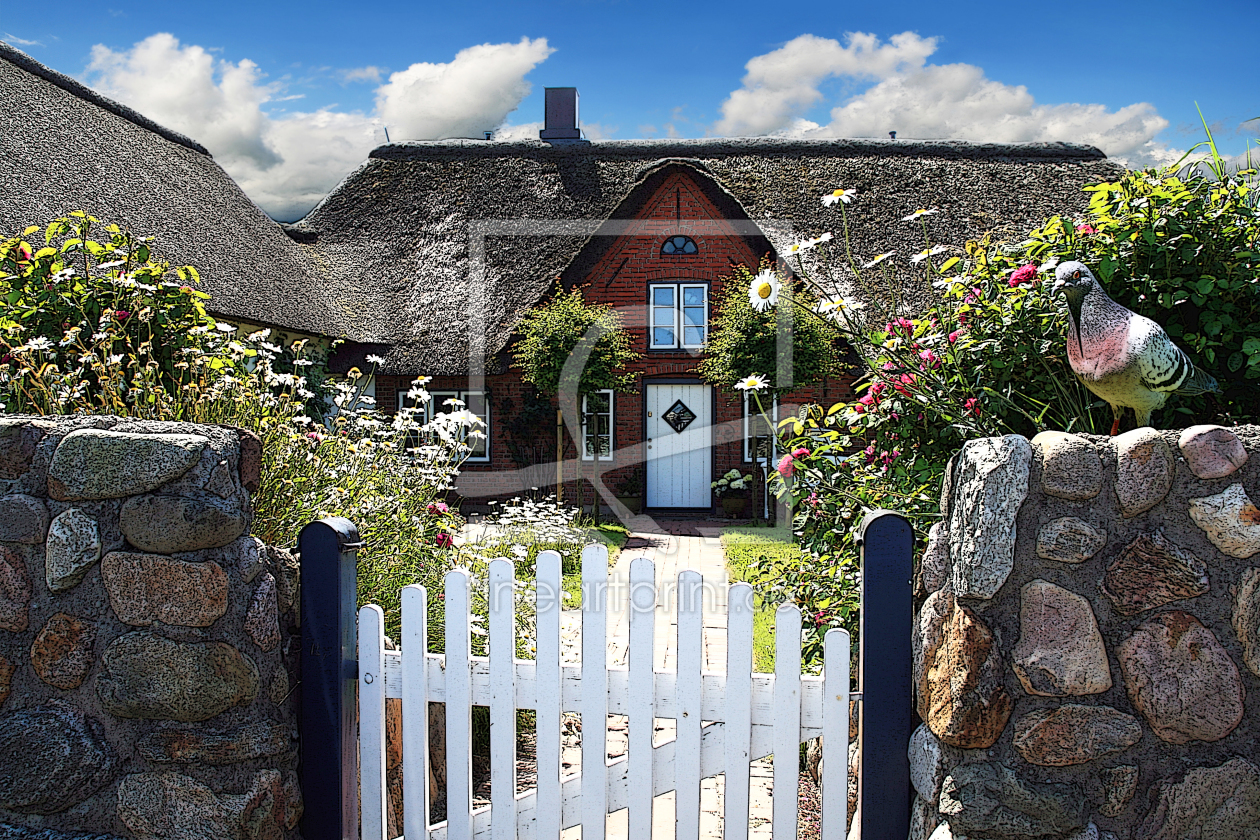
[714,32,1180,167]
[340,65,382,84]
[82,33,554,220]
[375,38,553,141]
[3,33,44,47]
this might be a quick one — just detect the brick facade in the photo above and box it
[382,170,857,510]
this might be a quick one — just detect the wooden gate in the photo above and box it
[357,543,852,839]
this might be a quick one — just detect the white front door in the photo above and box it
[645,383,712,508]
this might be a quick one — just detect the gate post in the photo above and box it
[856,510,913,840]
[299,517,363,840]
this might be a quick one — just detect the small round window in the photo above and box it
[661,235,698,255]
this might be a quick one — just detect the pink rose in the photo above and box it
[948,330,962,344]
[792,447,810,458]
[777,453,796,478]
[1008,264,1037,287]
[1076,224,1097,234]
[434,532,453,548]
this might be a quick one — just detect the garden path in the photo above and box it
[558,526,780,840]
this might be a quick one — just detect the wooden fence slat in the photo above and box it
[534,550,562,840]
[401,585,430,840]
[445,570,473,840]
[773,604,803,840]
[488,559,517,840]
[675,571,704,840]
[822,627,851,840]
[580,542,610,840]
[358,604,388,840]
[725,582,755,840]
[627,557,656,838]
[385,657,832,743]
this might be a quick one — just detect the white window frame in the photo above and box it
[581,389,614,462]
[743,392,779,463]
[649,283,708,349]
[396,388,491,463]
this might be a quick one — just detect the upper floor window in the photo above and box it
[650,283,707,349]
[661,235,698,255]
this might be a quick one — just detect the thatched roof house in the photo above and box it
[2,44,1130,506]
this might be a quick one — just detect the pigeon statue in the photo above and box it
[1052,261,1219,435]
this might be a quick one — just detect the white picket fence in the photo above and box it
[357,543,852,839]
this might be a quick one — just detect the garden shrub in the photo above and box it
[0,213,483,647]
[697,259,848,394]
[751,159,1259,669]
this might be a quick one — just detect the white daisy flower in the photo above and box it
[365,354,386,365]
[901,208,939,222]
[863,252,895,268]
[748,269,780,312]
[821,189,857,206]
[734,373,770,392]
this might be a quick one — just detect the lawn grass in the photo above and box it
[721,527,807,673]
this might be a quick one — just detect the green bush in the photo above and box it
[0,213,216,416]
[1,213,482,647]
[697,260,847,394]
[746,157,1259,669]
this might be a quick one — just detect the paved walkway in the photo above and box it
[557,527,778,839]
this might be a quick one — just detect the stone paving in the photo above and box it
[556,523,780,839]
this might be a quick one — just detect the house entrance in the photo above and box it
[645,383,712,508]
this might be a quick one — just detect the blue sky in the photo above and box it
[5,0,1255,220]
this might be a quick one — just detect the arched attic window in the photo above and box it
[660,235,698,256]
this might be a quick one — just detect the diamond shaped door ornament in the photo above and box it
[663,400,697,433]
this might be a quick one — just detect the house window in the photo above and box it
[743,393,778,463]
[581,390,614,461]
[396,388,491,462]
[649,283,707,349]
[661,235,698,255]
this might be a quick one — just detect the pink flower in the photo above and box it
[114,310,130,321]
[434,532,453,548]
[918,349,940,369]
[884,317,915,338]
[963,397,980,416]
[813,610,827,627]
[427,501,450,515]
[948,330,962,344]
[856,394,876,413]
[869,380,886,397]
[1008,264,1037,287]
[305,431,325,444]
[1076,223,1097,234]
[792,447,811,458]
[777,453,796,478]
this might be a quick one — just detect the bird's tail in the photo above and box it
[1176,364,1221,396]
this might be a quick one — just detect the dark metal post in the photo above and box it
[299,517,363,840]
[856,509,914,839]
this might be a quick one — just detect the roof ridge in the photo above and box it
[370,136,1108,163]
[0,40,211,157]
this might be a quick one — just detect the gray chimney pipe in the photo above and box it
[540,88,581,141]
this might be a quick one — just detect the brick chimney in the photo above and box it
[539,88,581,141]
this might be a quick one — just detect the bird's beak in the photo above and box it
[1051,278,1068,296]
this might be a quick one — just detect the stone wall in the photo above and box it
[912,425,1260,840]
[0,416,301,840]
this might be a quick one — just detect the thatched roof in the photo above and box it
[300,137,1124,376]
[0,42,343,339]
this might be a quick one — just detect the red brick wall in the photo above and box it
[378,170,859,508]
